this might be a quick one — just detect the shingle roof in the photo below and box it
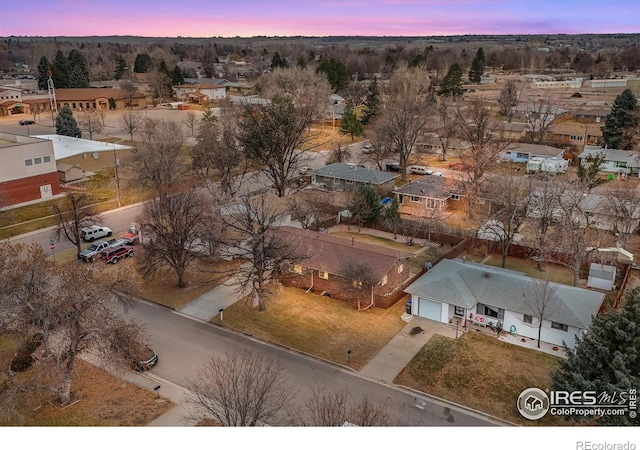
[405,258,604,329]
[280,226,412,283]
[313,163,398,185]
[394,175,452,199]
[505,142,564,157]
[578,147,640,166]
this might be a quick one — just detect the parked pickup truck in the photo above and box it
[79,236,134,262]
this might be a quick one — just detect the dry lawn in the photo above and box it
[0,334,173,426]
[212,286,407,370]
[394,332,564,426]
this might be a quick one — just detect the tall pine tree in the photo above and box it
[551,287,640,426]
[52,50,69,88]
[114,56,128,80]
[339,102,363,140]
[67,49,90,88]
[55,105,82,138]
[361,78,380,125]
[439,63,464,97]
[469,48,485,83]
[36,56,50,90]
[602,89,638,150]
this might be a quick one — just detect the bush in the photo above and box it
[10,353,34,372]
[571,92,582,98]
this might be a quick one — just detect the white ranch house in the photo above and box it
[404,259,604,349]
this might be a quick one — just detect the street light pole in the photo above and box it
[113,145,122,208]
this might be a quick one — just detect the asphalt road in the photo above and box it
[128,298,495,427]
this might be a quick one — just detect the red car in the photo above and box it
[448,163,474,171]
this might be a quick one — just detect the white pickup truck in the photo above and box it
[81,225,113,242]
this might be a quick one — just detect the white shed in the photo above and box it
[587,263,616,291]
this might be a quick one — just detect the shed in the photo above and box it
[587,263,616,291]
[57,163,84,182]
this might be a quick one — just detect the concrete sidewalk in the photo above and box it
[177,279,244,321]
[360,315,457,383]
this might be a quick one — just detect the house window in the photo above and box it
[410,195,422,203]
[381,275,388,286]
[517,152,529,159]
[454,306,465,317]
[319,271,329,280]
[352,280,363,289]
[477,303,504,320]
[25,159,33,166]
[333,178,340,184]
[43,156,51,163]
[523,314,533,324]
[397,264,404,274]
[72,102,76,109]
[86,103,90,109]
[345,179,354,184]
[450,194,461,201]
[551,322,568,332]
[290,264,303,274]
[34,157,42,165]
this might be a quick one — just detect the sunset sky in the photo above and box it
[2,0,639,37]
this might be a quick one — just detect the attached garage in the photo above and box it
[417,297,443,322]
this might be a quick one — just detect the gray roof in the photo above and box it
[405,258,604,329]
[578,147,640,166]
[505,142,564,157]
[588,263,616,282]
[394,175,454,199]
[313,163,398,185]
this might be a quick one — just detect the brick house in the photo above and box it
[54,88,147,111]
[280,226,413,309]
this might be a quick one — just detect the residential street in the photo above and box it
[127,298,497,426]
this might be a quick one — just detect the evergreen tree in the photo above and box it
[134,53,153,73]
[270,52,288,69]
[52,50,69,88]
[469,48,485,83]
[114,56,127,80]
[339,102,363,140]
[36,56,50,90]
[361,78,380,125]
[439,63,464,97]
[602,89,638,150]
[317,58,349,92]
[382,197,402,239]
[67,49,90,88]
[170,65,184,86]
[158,59,170,76]
[55,105,82,138]
[551,287,640,426]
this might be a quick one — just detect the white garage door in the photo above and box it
[418,297,442,322]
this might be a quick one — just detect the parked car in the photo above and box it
[448,162,474,171]
[100,244,134,264]
[79,240,110,262]
[81,225,113,242]
[132,348,158,372]
[433,171,444,177]
[408,165,432,175]
[385,162,402,172]
[362,141,374,153]
[19,119,35,126]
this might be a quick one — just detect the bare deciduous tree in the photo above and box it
[434,96,460,162]
[77,110,104,140]
[340,261,378,310]
[455,98,508,217]
[522,277,559,348]
[185,350,294,426]
[375,64,434,180]
[527,179,563,270]
[183,110,198,136]
[140,190,215,288]
[498,80,521,123]
[236,95,316,198]
[220,194,303,311]
[119,79,139,109]
[192,110,243,199]
[119,109,145,142]
[606,188,640,247]
[523,96,562,144]
[302,387,390,426]
[127,119,189,198]
[52,192,101,258]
